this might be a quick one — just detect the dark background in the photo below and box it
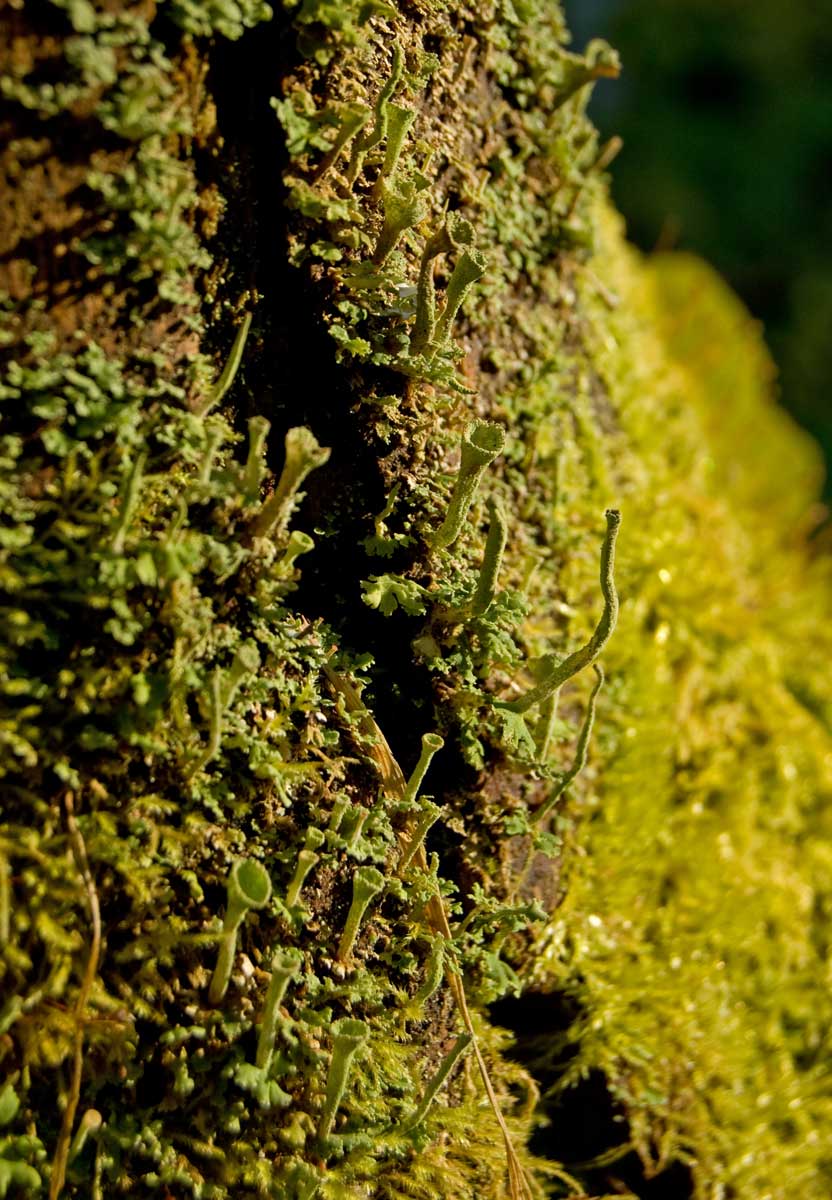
[564,0,832,494]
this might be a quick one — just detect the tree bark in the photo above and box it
[2,3,831,1199]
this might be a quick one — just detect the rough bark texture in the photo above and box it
[2,3,831,1199]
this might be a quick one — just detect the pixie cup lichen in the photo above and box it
[411,213,476,354]
[403,732,444,806]
[371,102,416,199]
[285,828,325,909]
[337,866,384,961]
[346,42,403,186]
[317,1018,370,1142]
[279,530,315,572]
[209,860,273,1006]
[372,179,429,265]
[432,246,488,349]
[256,949,303,1072]
[429,422,506,551]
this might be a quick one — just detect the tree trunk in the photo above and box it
[2,3,831,1199]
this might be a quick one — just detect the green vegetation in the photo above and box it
[1,0,831,1198]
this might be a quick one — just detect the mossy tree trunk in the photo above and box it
[2,4,832,1200]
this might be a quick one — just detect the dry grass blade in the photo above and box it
[50,792,102,1200]
[323,664,406,794]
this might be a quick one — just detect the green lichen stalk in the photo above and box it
[372,179,429,265]
[346,42,404,186]
[432,247,488,347]
[317,1019,369,1143]
[221,641,261,709]
[406,936,446,1016]
[411,214,475,354]
[372,103,416,199]
[429,422,506,550]
[471,498,508,616]
[209,861,273,1006]
[398,1033,473,1133]
[279,529,315,570]
[256,950,303,1072]
[403,732,444,806]
[533,664,605,825]
[110,450,147,554]
[399,802,442,874]
[243,415,271,503]
[313,103,370,181]
[198,312,252,417]
[285,829,325,909]
[67,1110,102,1165]
[251,427,331,540]
[337,866,384,961]
[498,508,620,713]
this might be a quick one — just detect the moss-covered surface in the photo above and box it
[1,2,831,1198]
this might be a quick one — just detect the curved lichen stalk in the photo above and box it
[497,508,620,713]
[515,665,606,895]
[346,42,404,186]
[397,1032,473,1133]
[534,663,605,826]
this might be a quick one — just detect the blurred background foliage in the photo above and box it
[565,0,832,495]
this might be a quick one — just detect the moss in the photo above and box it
[522,228,832,1195]
[3,0,832,1197]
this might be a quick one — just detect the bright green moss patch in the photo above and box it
[517,219,832,1195]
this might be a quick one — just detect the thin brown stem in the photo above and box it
[50,793,102,1200]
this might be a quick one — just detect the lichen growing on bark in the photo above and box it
[1,2,832,1198]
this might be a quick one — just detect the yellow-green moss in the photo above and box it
[524,214,832,1197]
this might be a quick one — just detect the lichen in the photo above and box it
[2,0,832,1198]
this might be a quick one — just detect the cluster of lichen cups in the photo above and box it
[195,41,624,1186]
[203,715,454,1160]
